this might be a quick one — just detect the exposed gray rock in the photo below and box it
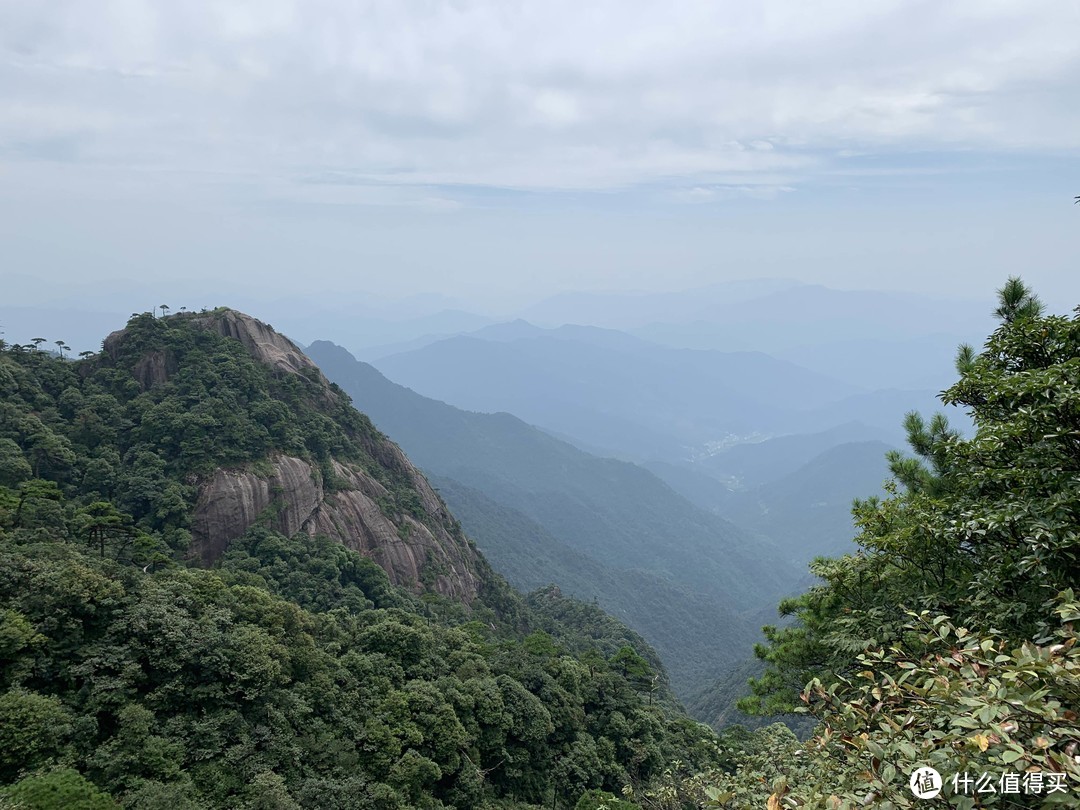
[190,455,320,562]
[130,350,178,389]
[189,309,318,378]
[191,453,482,602]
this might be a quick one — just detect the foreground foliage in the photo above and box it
[699,280,1080,806]
[0,528,721,808]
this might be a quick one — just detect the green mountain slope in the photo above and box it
[0,310,723,808]
[306,340,802,698]
[427,475,772,701]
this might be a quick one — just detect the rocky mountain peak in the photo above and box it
[101,307,485,603]
[188,308,318,378]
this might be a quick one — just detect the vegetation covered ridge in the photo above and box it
[3,306,488,600]
[0,307,726,809]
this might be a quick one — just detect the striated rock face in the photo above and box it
[190,456,321,562]
[131,350,178,389]
[188,309,318,378]
[190,452,483,602]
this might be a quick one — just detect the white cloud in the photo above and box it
[1,1,1078,199]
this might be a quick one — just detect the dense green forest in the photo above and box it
[0,311,726,809]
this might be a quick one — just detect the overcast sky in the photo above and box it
[2,1,1078,313]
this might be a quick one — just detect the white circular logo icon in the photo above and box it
[909,766,943,799]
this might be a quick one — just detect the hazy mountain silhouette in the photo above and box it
[307,340,804,697]
[372,330,862,461]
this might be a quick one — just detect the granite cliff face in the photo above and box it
[105,308,484,602]
[190,452,482,601]
[189,309,320,378]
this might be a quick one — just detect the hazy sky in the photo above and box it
[2,1,1079,312]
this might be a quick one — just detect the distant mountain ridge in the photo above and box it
[692,422,892,489]
[645,431,898,564]
[515,278,806,329]
[718,440,895,563]
[307,340,804,699]
[632,284,993,353]
[372,330,868,462]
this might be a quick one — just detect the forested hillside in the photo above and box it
[0,310,730,809]
[306,340,801,700]
[5,279,1075,808]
